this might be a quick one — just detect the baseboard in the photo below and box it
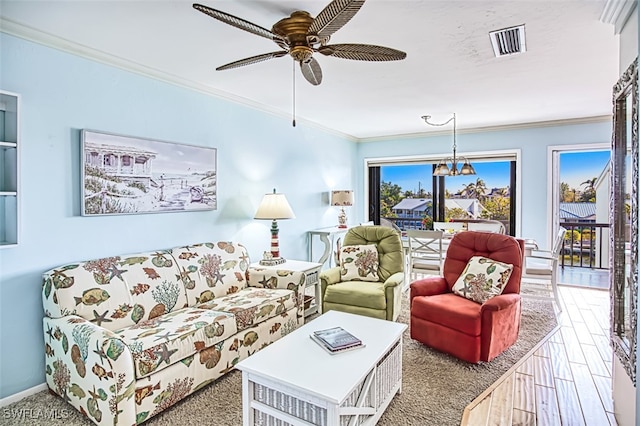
[0,383,47,408]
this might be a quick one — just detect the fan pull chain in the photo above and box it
[292,60,296,127]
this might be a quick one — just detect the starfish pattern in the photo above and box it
[108,264,127,282]
[153,330,177,342]
[90,310,113,327]
[45,324,54,343]
[258,275,271,288]
[154,343,178,364]
[92,340,109,365]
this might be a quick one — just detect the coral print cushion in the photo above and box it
[452,256,513,304]
[340,244,379,282]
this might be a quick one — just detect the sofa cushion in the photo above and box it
[43,251,189,331]
[323,281,386,310]
[451,256,513,304]
[171,242,250,304]
[197,287,297,331]
[115,307,237,378]
[339,244,380,282]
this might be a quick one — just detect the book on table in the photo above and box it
[310,326,364,354]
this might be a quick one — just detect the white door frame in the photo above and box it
[547,143,609,246]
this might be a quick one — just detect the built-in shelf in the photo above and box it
[0,90,19,248]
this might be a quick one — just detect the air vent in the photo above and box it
[489,24,526,57]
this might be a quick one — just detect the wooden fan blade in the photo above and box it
[308,0,366,39]
[216,51,288,71]
[300,57,323,85]
[193,3,274,40]
[318,44,407,61]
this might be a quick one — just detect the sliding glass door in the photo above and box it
[368,158,516,235]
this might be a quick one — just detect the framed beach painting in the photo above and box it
[81,130,217,216]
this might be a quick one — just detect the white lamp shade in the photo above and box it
[331,190,354,206]
[254,191,296,220]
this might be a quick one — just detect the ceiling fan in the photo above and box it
[192,0,407,86]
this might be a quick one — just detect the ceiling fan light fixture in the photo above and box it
[192,0,406,86]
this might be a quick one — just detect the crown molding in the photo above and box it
[600,0,637,34]
[357,115,612,143]
[0,18,611,144]
[0,18,358,142]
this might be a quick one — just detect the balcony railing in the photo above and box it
[559,222,610,269]
[382,217,611,270]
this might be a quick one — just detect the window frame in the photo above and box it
[364,149,522,236]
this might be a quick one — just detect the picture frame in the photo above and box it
[81,130,217,216]
[610,58,638,385]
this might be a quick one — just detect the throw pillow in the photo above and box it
[452,256,513,304]
[339,244,379,282]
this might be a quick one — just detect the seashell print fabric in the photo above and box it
[42,242,305,425]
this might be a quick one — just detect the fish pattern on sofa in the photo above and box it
[42,241,305,425]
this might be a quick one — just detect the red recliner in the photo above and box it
[410,231,525,363]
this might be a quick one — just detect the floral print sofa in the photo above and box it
[41,241,305,425]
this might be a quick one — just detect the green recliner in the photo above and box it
[320,225,405,321]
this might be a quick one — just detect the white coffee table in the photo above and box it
[236,310,407,426]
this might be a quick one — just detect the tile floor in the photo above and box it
[461,282,615,425]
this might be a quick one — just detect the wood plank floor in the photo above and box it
[461,284,616,426]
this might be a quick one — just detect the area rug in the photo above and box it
[0,294,556,426]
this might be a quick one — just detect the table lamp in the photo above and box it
[331,190,354,228]
[254,188,296,266]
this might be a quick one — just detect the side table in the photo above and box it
[250,259,323,318]
[308,226,351,268]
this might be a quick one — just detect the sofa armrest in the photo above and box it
[383,272,404,289]
[43,315,137,425]
[319,266,341,286]
[246,267,305,292]
[481,293,521,312]
[319,266,341,298]
[247,268,306,318]
[410,277,448,300]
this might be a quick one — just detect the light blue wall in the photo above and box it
[356,122,611,249]
[0,30,616,401]
[0,33,356,398]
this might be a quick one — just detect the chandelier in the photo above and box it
[422,113,476,176]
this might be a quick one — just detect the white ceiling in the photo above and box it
[0,0,621,140]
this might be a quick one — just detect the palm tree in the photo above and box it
[497,187,509,198]
[461,182,476,198]
[560,182,570,202]
[580,177,597,202]
[581,178,597,192]
[474,178,487,202]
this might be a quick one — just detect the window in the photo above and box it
[367,154,518,235]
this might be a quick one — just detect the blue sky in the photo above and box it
[560,151,610,189]
[381,162,511,194]
[381,150,610,194]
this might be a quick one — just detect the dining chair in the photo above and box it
[433,221,465,232]
[521,227,567,312]
[467,220,506,234]
[406,229,445,279]
[380,217,402,234]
